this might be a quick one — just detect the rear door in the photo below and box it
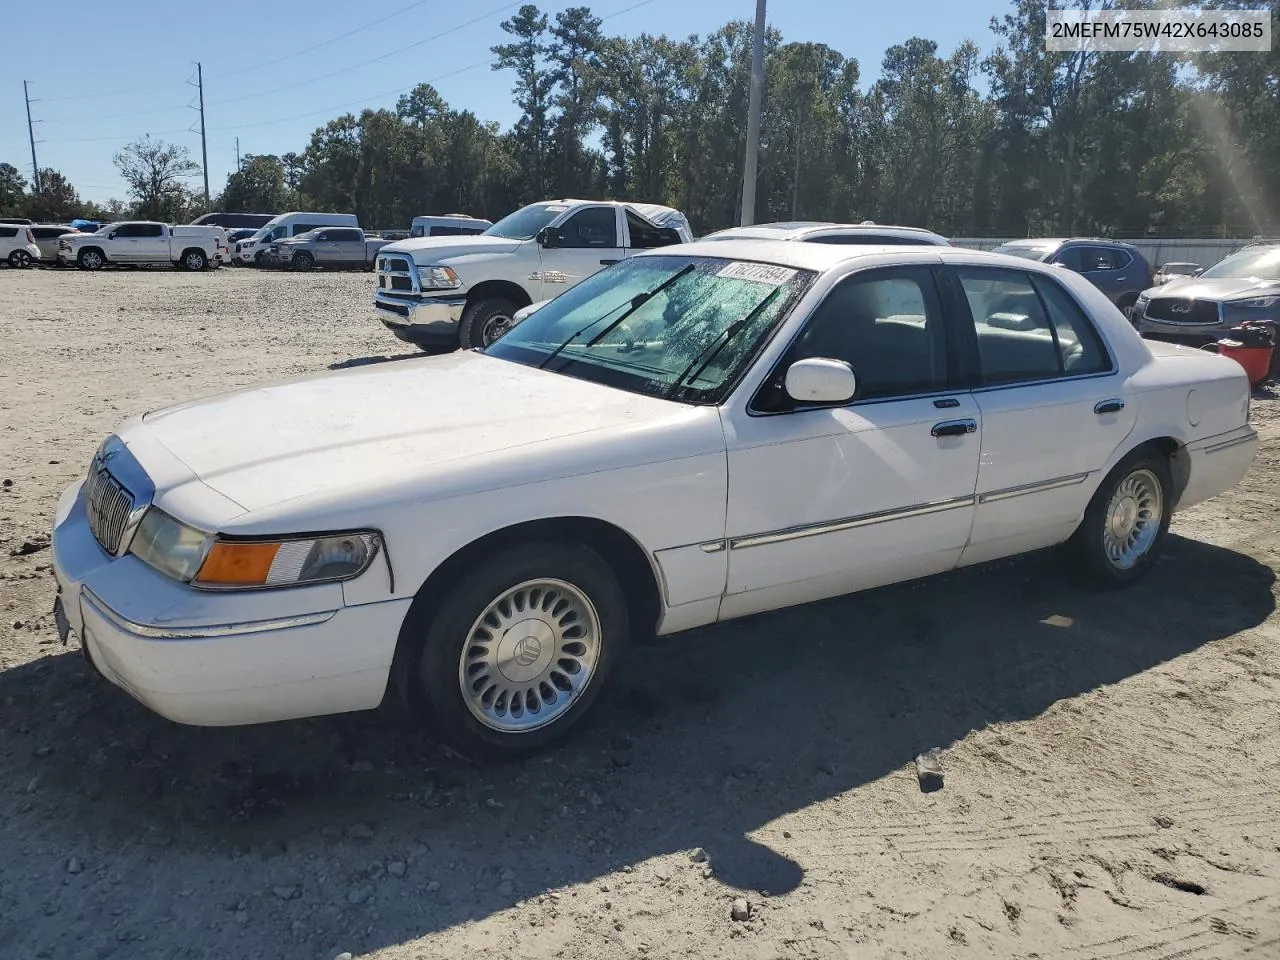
[330,228,365,265]
[1078,245,1135,305]
[136,223,168,261]
[947,264,1137,566]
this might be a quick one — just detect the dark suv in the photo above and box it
[990,238,1155,315]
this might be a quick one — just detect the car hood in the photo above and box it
[381,235,523,261]
[130,352,696,516]
[1148,276,1280,302]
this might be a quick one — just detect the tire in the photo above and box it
[77,248,105,271]
[8,249,32,269]
[401,540,629,762]
[458,297,519,349]
[1069,448,1172,587]
[1118,294,1138,322]
[292,251,314,272]
[179,248,207,272]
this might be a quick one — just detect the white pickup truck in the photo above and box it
[57,222,221,271]
[373,199,692,350]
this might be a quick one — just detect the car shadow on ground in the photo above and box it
[1,534,1273,957]
[328,352,424,370]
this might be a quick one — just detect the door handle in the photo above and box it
[931,419,977,438]
[1094,399,1125,415]
[600,259,619,266]
[933,397,960,409]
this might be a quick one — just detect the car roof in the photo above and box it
[641,237,1090,276]
[708,222,947,243]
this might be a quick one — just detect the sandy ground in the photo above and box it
[1,265,1278,960]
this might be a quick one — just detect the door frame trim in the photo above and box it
[976,471,1091,504]
[727,495,976,551]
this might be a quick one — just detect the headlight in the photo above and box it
[419,265,461,290]
[1234,296,1278,309]
[192,531,380,589]
[129,509,214,583]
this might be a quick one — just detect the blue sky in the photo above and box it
[1,0,1009,206]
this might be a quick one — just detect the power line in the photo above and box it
[27,81,189,103]
[35,102,196,124]
[37,129,194,144]
[212,0,439,77]
[208,2,522,107]
[210,0,659,132]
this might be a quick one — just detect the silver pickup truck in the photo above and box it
[269,227,393,271]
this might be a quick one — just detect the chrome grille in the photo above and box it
[376,257,417,295]
[1145,297,1221,324]
[84,462,133,555]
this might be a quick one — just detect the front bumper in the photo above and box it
[1133,300,1227,341]
[374,291,466,347]
[51,480,410,726]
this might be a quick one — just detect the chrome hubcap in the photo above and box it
[1102,468,1163,569]
[481,314,513,345]
[458,578,601,733]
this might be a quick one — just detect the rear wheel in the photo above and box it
[458,297,518,350]
[400,541,628,761]
[179,248,207,271]
[1070,449,1172,586]
[8,249,32,269]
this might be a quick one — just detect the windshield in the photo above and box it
[1201,248,1280,281]
[991,243,1056,262]
[485,255,814,403]
[484,203,572,240]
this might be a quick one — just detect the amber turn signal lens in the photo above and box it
[195,541,281,586]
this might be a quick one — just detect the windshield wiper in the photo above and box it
[538,264,697,370]
[666,287,784,399]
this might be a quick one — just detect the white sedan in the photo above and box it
[51,241,1258,760]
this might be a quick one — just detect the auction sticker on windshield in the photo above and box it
[716,262,798,285]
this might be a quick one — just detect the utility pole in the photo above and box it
[740,0,767,226]
[196,62,210,212]
[23,81,41,194]
[235,137,241,173]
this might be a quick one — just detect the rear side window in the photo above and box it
[625,210,680,249]
[0,226,20,238]
[32,227,62,239]
[956,267,1111,384]
[1081,246,1130,271]
[140,224,164,237]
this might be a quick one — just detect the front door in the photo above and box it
[541,206,626,299]
[719,265,982,621]
[948,264,1138,566]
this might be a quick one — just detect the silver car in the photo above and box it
[1133,243,1280,341]
[30,224,80,264]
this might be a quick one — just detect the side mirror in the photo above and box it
[784,357,857,404]
[108,232,118,239]
[537,227,562,248]
[512,299,551,328]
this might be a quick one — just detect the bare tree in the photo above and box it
[113,137,199,221]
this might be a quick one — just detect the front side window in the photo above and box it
[557,208,618,248]
[956,267,1110,385]
[780,267,949,401]
[486,255,814,403]
[113,224,143,238]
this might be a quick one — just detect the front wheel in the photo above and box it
[292,252,314,272]
[8,249,32,269]
[402,541,629,761]
[1070,450,1172,586]
[458,297,519,349]
[77,248,104,271]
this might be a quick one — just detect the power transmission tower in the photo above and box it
[740,0,766,226]
[23,81,41,194]
[196,62,210,212]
